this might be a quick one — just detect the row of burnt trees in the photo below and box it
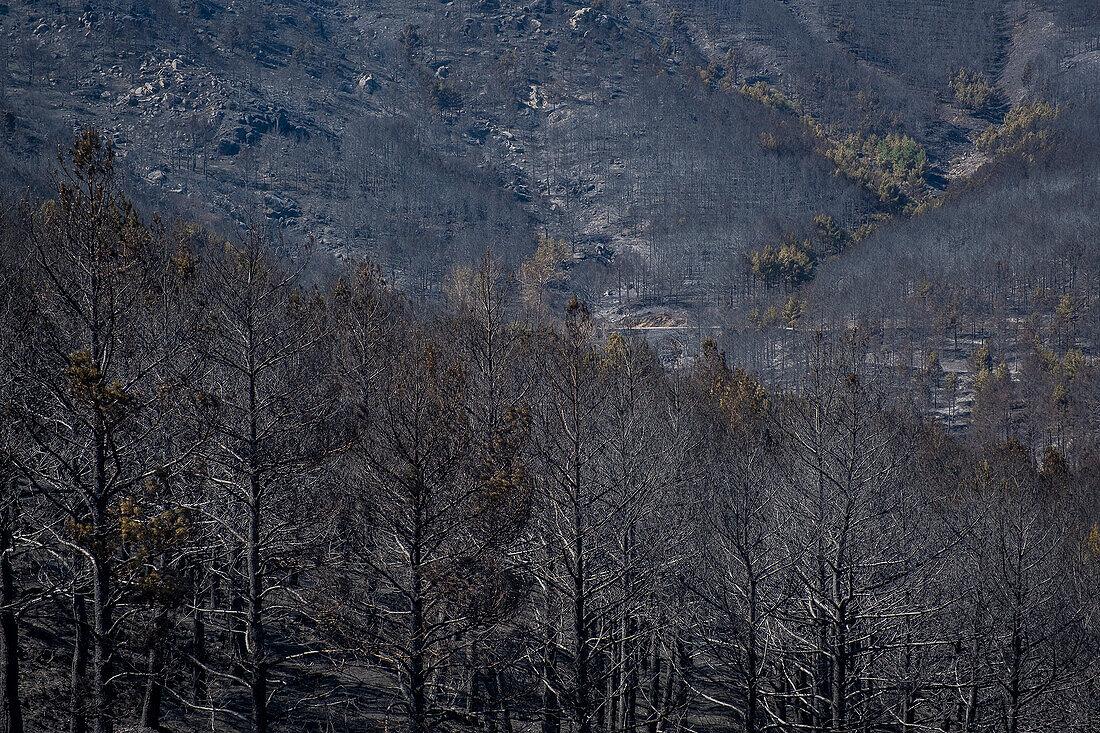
[0,130,1097,733]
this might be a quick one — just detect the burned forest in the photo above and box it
[1,0,1100,731]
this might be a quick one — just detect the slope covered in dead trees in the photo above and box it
[0,129,1099,733]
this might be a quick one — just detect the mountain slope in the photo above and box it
[1,0,1096,299]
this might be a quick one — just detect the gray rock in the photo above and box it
[264,192,301,219]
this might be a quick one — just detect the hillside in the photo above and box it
[3,0,1095,296]
[4,4,1100,731]
[2,0,1098,400]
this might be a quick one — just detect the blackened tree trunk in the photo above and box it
[71,589,89,733]
[90,493,112,733]
[139,607,169,730]
[247,401,267,733]
[0,498,22,733]
[407,499,426,733]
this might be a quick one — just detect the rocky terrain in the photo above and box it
[2,0,1094,295]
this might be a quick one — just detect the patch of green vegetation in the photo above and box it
[726,78,930,211]
[825,132,928,210]
[748,234,816,288]
[745,212,882,290]
[783,295,803,326]
[949,68,996,111]
[875,133,928,177]
[811,214,849,257]
[977,101,1058,160]
[696,60,721,88]
[738,81,803,116]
